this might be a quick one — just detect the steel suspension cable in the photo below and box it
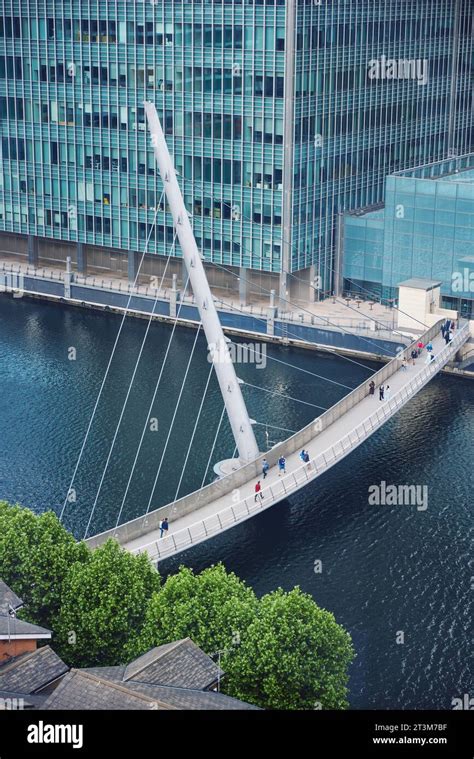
[179,180,430,335]
[241,381,328,411]
[206,258,400,360]
[172,361,215,504]
[113,268,193,529]
[145,323,203,516]
[200,404,227,490]
[234,342,355,390]
[223,300,377,373]
[60,196,164,523]
[253,421,297,435]
[83,232,179,539]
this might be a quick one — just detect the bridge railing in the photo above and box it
[86,316,453,549]
[133,322,469,560]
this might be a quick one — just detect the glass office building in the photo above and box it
[343,154,474,319]
[0,0,472,299]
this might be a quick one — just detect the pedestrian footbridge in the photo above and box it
[86,318,469,562]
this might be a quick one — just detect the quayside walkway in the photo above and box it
[86,320,469,563]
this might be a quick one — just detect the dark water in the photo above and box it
[0,295,472,709]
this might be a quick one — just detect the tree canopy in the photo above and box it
[222,586,355,710]
[128,564,258,659]
[0,503,355,708]
[129,565,355,710]
[55,539,161,666]
[0,501,88,629]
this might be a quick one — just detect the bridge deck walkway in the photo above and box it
[123,327,464,562]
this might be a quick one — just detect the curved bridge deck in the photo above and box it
[86,320,469,562]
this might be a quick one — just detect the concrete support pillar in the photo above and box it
[267,288,278,336]
[334,212,344,297]
[64,256,73,299]
[27,235,39,266]
[170,272,178,318]
[128,250,139,283]
[238,267,249,306]
[77,243,87,274]
[278,271,288,311]
[309,264,320,303]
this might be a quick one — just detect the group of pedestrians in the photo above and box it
[410,340,426,365]
[368,380,390,401]
[255,449,312,501]
[441,319,455,345]
[368,324,455,404]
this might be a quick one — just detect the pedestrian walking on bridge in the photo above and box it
[159,517,169,539]
[254,481,264,502]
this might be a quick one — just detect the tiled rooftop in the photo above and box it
[0,646,68,694]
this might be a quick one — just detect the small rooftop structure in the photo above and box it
[397,278,443,291]
[0,580,52,659]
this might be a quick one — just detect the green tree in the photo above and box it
[222,587,355,710]
[129,564,258,659]
[0,501,89,629]
[55,539,160,667]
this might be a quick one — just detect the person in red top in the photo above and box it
[254,481,264,502]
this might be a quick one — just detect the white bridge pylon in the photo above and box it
[144,102,260,466]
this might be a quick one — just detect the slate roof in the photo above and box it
[0,616,52,639]
[0,580,23,616]
[0,634,257,710]
[121,682,260,710]
[0,646,68,694]
[44,670,259,711]
[43,670,177,711]
[81,665,125,682]
[122,638,223,690]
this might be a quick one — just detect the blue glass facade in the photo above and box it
[0,0,472,294]
[343,154,474,318]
